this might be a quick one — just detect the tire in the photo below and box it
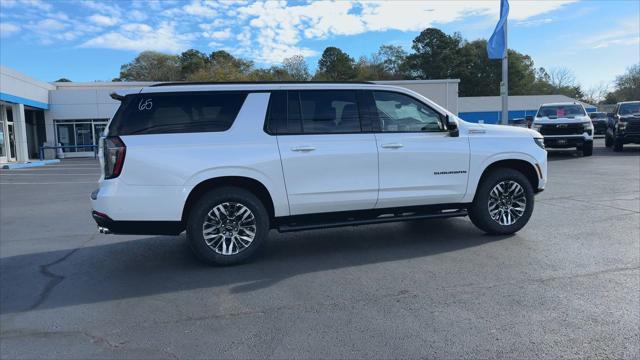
[468,168,535,235]
[186,187,269,266]
[613,137,624,152]
[582,140,593,156]
[605,133,612,147]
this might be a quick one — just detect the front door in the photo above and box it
[276,90,379,215]
[369,90,470,208]
[7,122,16,162]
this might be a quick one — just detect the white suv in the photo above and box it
[92,82,547,265]
[531,102,594,156]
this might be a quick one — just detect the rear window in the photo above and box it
[589,112,607,119]
[109,92,247,136]
[536,104,585,118]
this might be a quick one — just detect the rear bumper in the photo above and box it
[92,211,184,235]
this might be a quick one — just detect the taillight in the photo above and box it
[103,136,126,179]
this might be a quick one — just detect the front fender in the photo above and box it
[462,151,542,203]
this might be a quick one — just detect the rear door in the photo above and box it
[366,90,470,208]
[272,90,379,215]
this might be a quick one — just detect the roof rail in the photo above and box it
[149,80,375,87]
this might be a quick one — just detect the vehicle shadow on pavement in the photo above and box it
[548,145,639,161]
[0,218,508,314]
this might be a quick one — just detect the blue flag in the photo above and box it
[487,0,509,59]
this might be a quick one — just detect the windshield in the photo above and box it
[589,112,607,119]
[619,103,640,115]
[536,104,585,118]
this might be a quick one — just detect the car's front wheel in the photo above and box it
[187,187,269,266]
[582,140,593,156]
[605,133,613,147]
[613,136,624,152]
[468,168,535,235]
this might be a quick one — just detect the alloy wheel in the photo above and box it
[487,180,527,226]
[202,202,257,255]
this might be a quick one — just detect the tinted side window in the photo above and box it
[373,91,444,132]
[110,92,247,136]
[295,91,361,134]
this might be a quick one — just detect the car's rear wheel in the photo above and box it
[187,187,269,266]
[468,168,534,235]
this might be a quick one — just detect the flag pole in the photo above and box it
[501,19,508,125]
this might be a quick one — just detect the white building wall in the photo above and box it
[374,80,459,115]
[459,95,596,112]
[0,66,54,107]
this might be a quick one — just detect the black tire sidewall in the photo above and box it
[583,141,593,156]
[187,187,269,266]
[470,169,535,235]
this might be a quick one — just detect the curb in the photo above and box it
[1,159,61,169]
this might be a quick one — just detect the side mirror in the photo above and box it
[446,115,459,137]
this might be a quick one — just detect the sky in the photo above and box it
[0,0,638,90]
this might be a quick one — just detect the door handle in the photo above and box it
[381,143,404,149]
[291,145,316,152]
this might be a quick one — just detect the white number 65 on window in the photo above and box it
[138,98,153,111]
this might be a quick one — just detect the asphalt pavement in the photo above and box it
[1,140,638,359]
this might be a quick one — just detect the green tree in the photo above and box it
[375,45,408,79]
[118,51,181,81]
[282,55,310,81]
[54,78,72,82]
[179,49,208,79]
[604,64,640,103]
[315,47,357,80]
[187,50,255,81]
[405,28,466,79]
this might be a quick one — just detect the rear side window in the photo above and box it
[110,92,247,136]
[298,90,361,134]
[265,90,362,135]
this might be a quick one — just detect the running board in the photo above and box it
[276,205,468,233]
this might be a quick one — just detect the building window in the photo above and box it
[54,119,108,153]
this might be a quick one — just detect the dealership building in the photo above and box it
[0,66,595,164]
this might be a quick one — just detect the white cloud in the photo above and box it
[515,18,553,28]
[1,0,51,10]
[204,28,232,40]
[183,0,218,18]
[128,10,148,22]
[88,14,119,27]
[235,0,577,64]
[34,18,67,31]
[19,0,51,11]
[81,22,194,53]
[583,20,640,49]
[80,0,121,17]
[121,23,153,33]
[0,22,20,37]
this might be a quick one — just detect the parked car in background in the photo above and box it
[605,101,640,151]
[91,82,548,266]
[588,111,608,135]
[531,102,594,156]
[510,118,531,128]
